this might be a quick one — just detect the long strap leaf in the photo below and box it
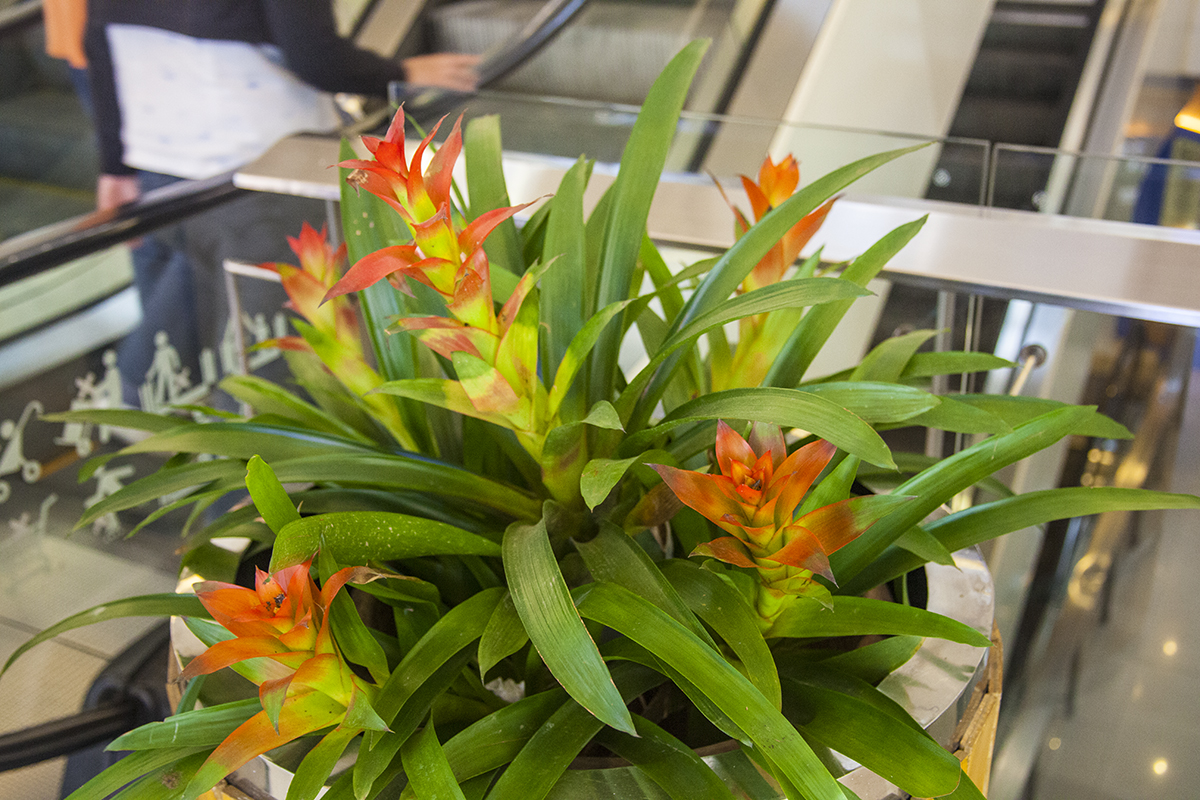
[632,148,929,429]
[504,518,636,735]
[625,387,894,470]
[465,115,525,275]
[830,405,1098,585]
[576,582,846,800]
[765,217,926,388]
[587,40,710,408]
[841,486,1200,595]
[3,596,206,676]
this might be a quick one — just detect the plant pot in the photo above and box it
[170,547,996,800]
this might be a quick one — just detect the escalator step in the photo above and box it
[965,48,1077,100]
[950,95,1064,147]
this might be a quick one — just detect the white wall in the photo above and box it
[1144,0,1200,77]
[771,0,995,198]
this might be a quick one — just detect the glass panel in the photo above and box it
[418,88,990,204]
[991,142,1200,226]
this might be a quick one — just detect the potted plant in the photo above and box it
[6,41,1198,800]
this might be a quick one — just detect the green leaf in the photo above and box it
[77,459,245,528]
[800,381,940,424]
[504,516,636,735]
[813,635,923,685]
[401,719,468,800]
[3,595,207,677]
[660,560,781,711]
[440,689,567,783]
[574,524,715,648]
[548,298,633,421]
[830,405,1099,585]
[576,582,846,800]
[580,456,639,511]
[289,727,359,800]
[119,422,379,461]
[628,388,895,469]
[766,217,928,388]
[596,715,737,800]
[847,486,1200,594]
[901,351,1016,380]
[62,747,210,800]
[541,156,590,391]
[477,591,528,680]
[265,453,541,520]
[356,590,503,796]
[270,511,501,571]
[951,395,1132,438]
[588,40,710,407]
[633,174,927,430]
[897,395,1012,435]
[465,115,525,276]
[108,699,260,750]
[484,663,664,800]
[850,329,937,382]
[893,525,956,566]
[219,375,371,441]
[766,596,989,646]
[620,279,871,429]
[41,408,195,434]
[668,279,869,352]
[245,455,301,535]
[784,669,961,797]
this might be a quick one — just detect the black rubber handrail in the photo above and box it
[0,698,140,772]
[392,0,592,121]
[475,0,592,88]
[0,0,42,38]
[0,172,245,290]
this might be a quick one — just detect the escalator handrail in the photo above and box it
[0,0,41,38]
[392,0,592,121]
[475,0,592,88]
[0,172,245,290]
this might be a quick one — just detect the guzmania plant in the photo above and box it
[8,40,1200,800]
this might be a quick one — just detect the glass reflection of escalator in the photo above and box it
[927,0,1108,209]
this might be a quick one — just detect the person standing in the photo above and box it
[82,0,480,404]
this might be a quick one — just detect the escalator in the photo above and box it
[928,0,1108,209]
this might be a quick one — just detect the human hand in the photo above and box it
[401,52,482,92]
[97,173,141,212]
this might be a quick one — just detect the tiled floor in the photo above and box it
[1029,511,1200,799]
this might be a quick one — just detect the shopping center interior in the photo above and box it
[1,1,1200,797]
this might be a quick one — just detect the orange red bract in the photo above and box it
[178,561,386,799]
[653,421,904,625]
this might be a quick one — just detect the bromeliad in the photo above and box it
[261,223,416,448]
[653,421,910,628]
[177,560,389,799]
[325,111,610,493]
[712,155,836,390]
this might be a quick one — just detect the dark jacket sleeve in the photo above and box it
[84,0,134,175]
[259,0,408,95]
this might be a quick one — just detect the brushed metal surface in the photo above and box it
[237,133,1200,326]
